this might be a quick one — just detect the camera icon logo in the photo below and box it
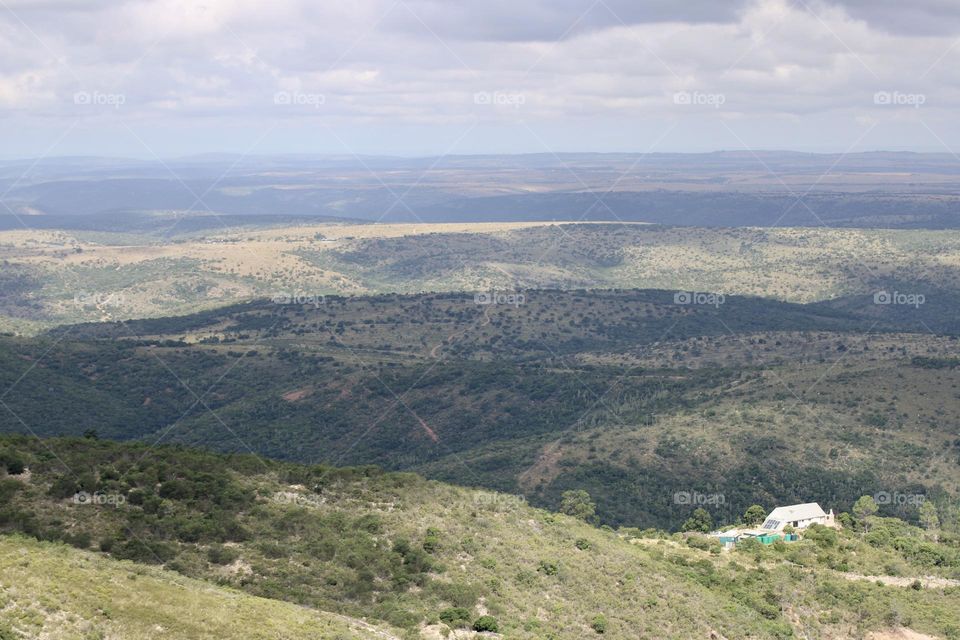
[273,91,292,106]
[673,491,692,505]
[473,92,492,105]
[674,291,692,305]
[873,290,892,305]
[874,491,892,505]
[673,91,692,105]
[474,292,493,305]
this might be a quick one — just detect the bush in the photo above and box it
[686,534,721,554]
[112,539,177,564]
[575,538,591,550]
[804,524,838,548]
[65,531,92,549]
[538,560,559,576]
[0,478,22,502]
[591,614,607,634]
[439,607,472,628]
[207,545,240,565]
[472,615,499,633]
[47,475,78,499]
[423,528,441,554]
[158,479,193,500]
[0,449,26,475]
[0,620,16,640]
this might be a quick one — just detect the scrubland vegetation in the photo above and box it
[2,435,960,639]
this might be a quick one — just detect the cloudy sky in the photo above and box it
[1,0,958,157]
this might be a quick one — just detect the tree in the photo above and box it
[919,501,940,541]
[681,508,713,533]
[559,490,596,522]
[743,504,767,526]
[852,495,878,532]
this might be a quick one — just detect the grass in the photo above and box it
[2,436,960,638]
[0,437,826,639]
[0,535,399,639]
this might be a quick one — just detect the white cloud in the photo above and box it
[0,0,957,154]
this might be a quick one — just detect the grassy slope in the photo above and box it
[0,437,811,639]
[0,535,398,640]
[3,437,960,639]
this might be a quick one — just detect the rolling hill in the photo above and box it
[2,435,960,639]
[0,289,958,530]
[4,222,960,332]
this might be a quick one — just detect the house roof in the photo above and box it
[765,503,826,524]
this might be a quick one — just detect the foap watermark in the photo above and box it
[271,292,326,307]
[674,291,725,308]
[874,91,926,108]
[472,492,527,509]
[873,290,925,308]
[274,91,326,108]
[474,291,525,307]
[73,491,126,507]
[73,291,127,309]
[73,91,126,109]
[273,492,324,508]
[875,491,925,507]
[674,491,725,506]
[473,91,526,108]
[673,91,725,109]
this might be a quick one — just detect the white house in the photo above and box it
[761,503,835,531]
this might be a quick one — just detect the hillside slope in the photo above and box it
[1,289,958,528]
[2,437,960,639]
[0,535,399,640]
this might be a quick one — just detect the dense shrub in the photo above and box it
[0,478,21,502]
[0,449,26,475]
[423,527,441,553]
[472,615,499,633]
[439,607,472,628]
[0,620,16,640]
[591,614,607,634]
[804,525,838,548]
[207,545,240,565]
[47,475,79,499]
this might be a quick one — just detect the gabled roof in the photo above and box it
[766,503,826,523]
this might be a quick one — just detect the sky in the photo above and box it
[0,0,959,158]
